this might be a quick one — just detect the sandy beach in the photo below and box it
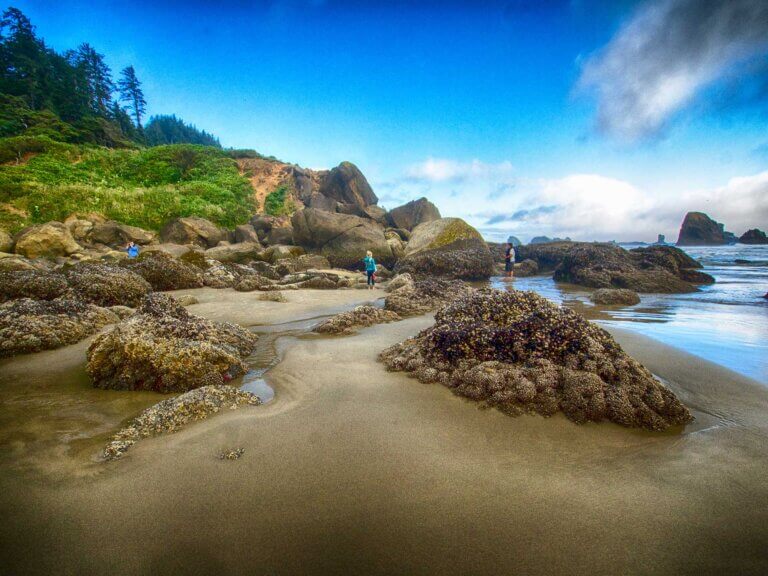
[1,287,767,575]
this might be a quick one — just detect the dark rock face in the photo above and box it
[0,270,70,302]
[590,288,640,306]
[89,221,155,247]
[380,289,693,431]
[395,218,494,280]
[0,298,118,357]
[517,242,712,293]
[387,197,441,231]
[63,262,152,307]
[122,251,203,291]
[739,229,768,245]
[291,208,394,269]
[159,217,226,248]
[318,161,378,208]
[677,212,727,246]
[87,294,259,393]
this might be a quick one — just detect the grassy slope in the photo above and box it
[0,137,256,234]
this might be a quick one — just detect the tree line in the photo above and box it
[0,6,220,147]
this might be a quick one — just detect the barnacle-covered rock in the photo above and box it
[379,289,692,431]
[385,273,414,293]
[103,385,261,460]
[0,269,69,302]
[384,278,472,316]
[590,288,640,306]
[514,259,539,277]
[63,262,152,307]
[0,298,118,357]
[314,305,401,335]
[258,291,287,302]
[122,251,203,291]
[234,275,273,292]
[86,294,258,393]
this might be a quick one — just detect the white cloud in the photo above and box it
[577,0,768,142]
[403,158,514,184]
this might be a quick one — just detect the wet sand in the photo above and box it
[1,288,768,575]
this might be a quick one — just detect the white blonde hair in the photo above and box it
[366,250,373,258]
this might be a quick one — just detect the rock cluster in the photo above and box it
[102,385,261,460]
[384,275,473,316]
[0,298,118,357]
[314,305,401,335]
[87,294,258,393]
[379,289,693,431]
[590,288,641,306]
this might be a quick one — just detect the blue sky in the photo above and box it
[14,0,768,241]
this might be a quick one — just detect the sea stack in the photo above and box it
[739,229,768,245]
[677,212,729,246]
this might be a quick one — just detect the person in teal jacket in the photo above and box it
[363,250,376,290]
[126,241,140,259]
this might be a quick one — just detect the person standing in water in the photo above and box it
[363,250,377,290]
[504,242,515,278]
[126,241,140,259]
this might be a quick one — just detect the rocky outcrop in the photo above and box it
[313,305,401,335]
[590,288,640,305]
[266,224,294,246]
[159,217,226,248]
[676,212,728,246]
[103,385,261,460]
[380,289,692,431]
[63,262,152,307]
[395,218,493,280]
[384,276,472,316]
[318,161,378,209]
[0,298,118,357]
[233,224,260,244]
[387,197,441,231]
[89,221,155,247]
[204,242,263,264]
[530,236,570,244]
[291,208,394,269]
[13,222,81,259]
[87,294,259,393]
[0,269,69,302]
[122,251,203,291]
[739,228,768,245]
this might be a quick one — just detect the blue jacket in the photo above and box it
[127,245,140,258]
[363,256,376,272]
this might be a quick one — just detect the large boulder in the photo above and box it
[0,298,118,357]
[63,262,152,307]
[159,217,226,248]
[739,228,768,245]
[387,197,441,231]
[13,222,81,259]
[0,269,70,302]
[0,229,12,253]
[676,212,728,246]
[395,218,493,280]
[204,242,263,264]
[86,294,259,393]
[590,288,641,306]
[291,208,394,269]
[121,251,203,291]
[380,289,693,431]
[318,161,378,208]
[233,224,260,244]
[266,224,294,246]
[89,221,155,247]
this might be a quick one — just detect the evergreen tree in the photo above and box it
[117,65,146,128]
[144,114,221,147]
[71,43,115,116]
[0,7,48,109]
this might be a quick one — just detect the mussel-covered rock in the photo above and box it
[384,277,473,316]
[86,294,258,393]
[379,289,692,431]
[590,288,640,306]
[0,298,118,357]
[0,269,69,302]
[314,305,401,335]
[63,262,152,307]
[103,385,261,460]
[122,251,203,291]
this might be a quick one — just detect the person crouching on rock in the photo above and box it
[363,250,377,290]
[126,241,140,259]
[505,242,515,278]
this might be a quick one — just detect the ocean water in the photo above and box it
[491,244,768,384]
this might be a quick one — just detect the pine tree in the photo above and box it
[72,43,115,117]
[0,7,48,109]
[117,65,146,128]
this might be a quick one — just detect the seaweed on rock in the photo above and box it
[379,289,693,431]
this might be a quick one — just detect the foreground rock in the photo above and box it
[87,294,258,393]
[395,217,494,280]
[590,288,640,306]
[0,269,69,302]
[384,276,473,316]
[676,212,729,246]
[739,228,768,245]
[0,298,118,357]
[63,262,152,307]
[122,252,203,291]
[13,222,81,259]
[103,385,261,460]
[380,289,693,431]
[313,305,401,335]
